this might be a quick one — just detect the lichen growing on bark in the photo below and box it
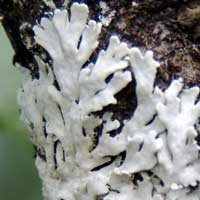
[17,2,200,200]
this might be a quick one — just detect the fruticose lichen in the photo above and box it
[18,2,200,200]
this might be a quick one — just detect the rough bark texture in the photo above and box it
[1,0,200,120]
[1,0,200,79]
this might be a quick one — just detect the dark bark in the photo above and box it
[0,0,200,121]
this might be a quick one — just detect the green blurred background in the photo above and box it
[0,25,42,200]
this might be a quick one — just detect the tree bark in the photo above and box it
[1,0,200,120]
[1,0,200,82]
[1,0,200,199]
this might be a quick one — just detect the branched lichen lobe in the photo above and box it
[16,3,200,200]
[2,1,200,200]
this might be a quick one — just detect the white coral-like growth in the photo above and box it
[17,2,200,200]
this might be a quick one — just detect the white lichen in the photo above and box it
[132,1,139,7]
[99,1,116,27]
[18,2,200,200]
[43,0,56,8]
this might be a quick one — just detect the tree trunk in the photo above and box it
[1,0,200,199]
